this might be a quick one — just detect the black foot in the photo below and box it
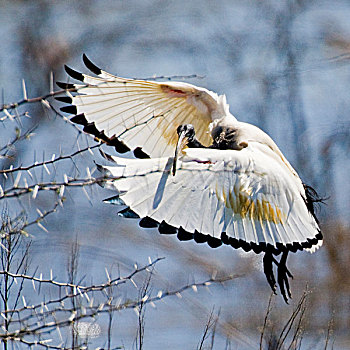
[263,251,294,303]
[277,251,293,304]
[263,252,277,294]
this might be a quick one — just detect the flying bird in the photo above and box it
[57,55,323,303]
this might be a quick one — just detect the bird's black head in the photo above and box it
[176,124,196,141]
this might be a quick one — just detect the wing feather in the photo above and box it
[99,144,322,252]
[59,57,226,157]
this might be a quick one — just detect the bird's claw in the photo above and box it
[277,251,293,303]
[263,253,277,294]
[263,250,293,303]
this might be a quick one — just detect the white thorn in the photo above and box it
[37,222,48,233]
[41,99,51,109]
[43,163,50,175]
[59,185,65,197]
[84,293,90,302]
[13,172,21,188]
[32,185,39,199]
[22,79,28,100]
[3,109,14,120]
[105,267,111,282]
[50,71,54,94]
[68,311,77,321]
[134,307,139,316]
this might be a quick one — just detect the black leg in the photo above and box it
[263,250,294,303]
[277,250,294,304]
[263,252,277,294]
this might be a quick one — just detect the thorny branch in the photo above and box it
[0,88,75,114]
[0,126,36,159]
[0,256,239,347]
[0,144,101,175]
[0,176,107,200]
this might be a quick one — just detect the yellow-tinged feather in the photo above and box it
[276,207,284,224]
[216,188,285,224]
[262,200,269,220]
[229,191,236,212]
[268,202,277,224]
[257,199,264,221]
[222,188,227,206]
[249,201,255,220]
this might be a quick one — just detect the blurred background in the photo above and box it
[0,0,349,349]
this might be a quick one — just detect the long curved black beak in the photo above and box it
[172,130,188,176]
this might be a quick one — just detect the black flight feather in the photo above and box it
[83,54,102,75]
[64,65,84,82]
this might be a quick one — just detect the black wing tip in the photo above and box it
[107,137,130,153]
[118,207,140,219]
[82,54,102,75]
[64,65,84,82]
[315,231,323,240]
[158,221,177,235]
[177,227,194,241]
[194,230,208,243]
[83,122,102,137]
[139,217,159,228]
[70,115,131,153]
[71,113,87,126]
[103,195,125,206]
[56,81,76,90]
[133,147,150,159]
[55,96,72,104]
[60,105,77,114]
[207,236,222,248]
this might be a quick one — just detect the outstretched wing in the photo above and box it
[57,55,230,158]
[98,144,322,254]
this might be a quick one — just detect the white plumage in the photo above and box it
[58,55,323,303]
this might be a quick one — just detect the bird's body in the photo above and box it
[57,55,323,302]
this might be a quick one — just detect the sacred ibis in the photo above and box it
[57,55,323,303]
